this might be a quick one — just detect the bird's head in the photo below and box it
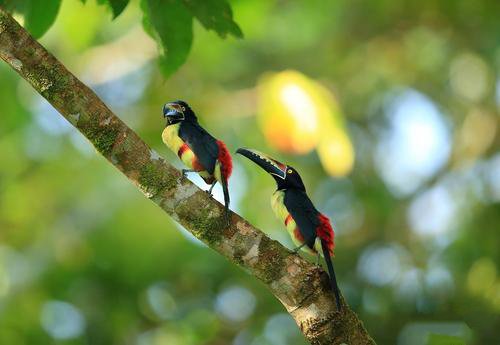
[236,148,306,191]
[163,100,196,125]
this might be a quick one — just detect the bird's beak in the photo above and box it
[163,102,185,124]
[236,148,287,179]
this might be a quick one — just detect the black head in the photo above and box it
[163,100,197,125]
[236,148,306,191]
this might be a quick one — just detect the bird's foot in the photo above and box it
[292,243,306,254]
[181,169,195,178]
[206,182,216,197]
[223,210,231,227]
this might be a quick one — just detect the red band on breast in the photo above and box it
[177,143,190,158]
[293,227,305,243]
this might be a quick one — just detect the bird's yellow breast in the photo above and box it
[162,124,196,170]
[161,124,216,182]
[162,124,184,153]
[271,190,298,238]
[271,190,288,224]
[271,190,316,254]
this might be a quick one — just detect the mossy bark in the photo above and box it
[0,8,375,345]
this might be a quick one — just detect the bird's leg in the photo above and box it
[293,243,307,253]
[316,252,321,266]
[206,181,217,196]
[181,169,195,177]
[223,205,231,227]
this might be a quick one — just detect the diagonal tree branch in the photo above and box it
[0,8,375,345]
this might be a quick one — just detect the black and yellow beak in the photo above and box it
[236,148,287,179]
[163,102,185,124]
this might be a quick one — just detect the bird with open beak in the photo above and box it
[237,148,341,310]
[162,101,232,222]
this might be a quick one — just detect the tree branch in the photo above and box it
[0,8,375,345]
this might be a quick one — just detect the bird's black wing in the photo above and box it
[284,189,320,249]
[179,121,219,174]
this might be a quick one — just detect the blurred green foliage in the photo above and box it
[0,0,62,38]
[1,0,241,75]
[1,0,500,344]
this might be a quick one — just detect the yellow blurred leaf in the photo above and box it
[257,70,354,176]
[467,257,497,296]
[318,128,355,177]
[257,70,323,153]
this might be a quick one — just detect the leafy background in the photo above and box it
[0,0,499,344]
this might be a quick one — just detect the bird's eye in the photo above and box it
[287,169,293,174]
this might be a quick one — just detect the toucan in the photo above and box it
[162,100,232,221]
[237,148,341,310]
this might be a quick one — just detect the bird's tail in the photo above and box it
[221,177,230,215]
[321,239,341,311]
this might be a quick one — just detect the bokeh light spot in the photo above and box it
[450,53,490,102]
[485,153,500,202]
[40,301,85,340]
[395,268,423,303]
[358,244,409,286]
[467,257,497,297]
[215,285,256,323]
[257,70,354,176]
[375,89,451,196]
[425,266,454,298]
[317,129,355,177]
[146,282,177,320]
[455,109,497,162]
[264,313,303,345]
[280,83,319,133]
[408,185,456,237]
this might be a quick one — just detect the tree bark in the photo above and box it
[0,8,375,345]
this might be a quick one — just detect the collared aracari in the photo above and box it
[162,101,232,221]
[236,148,341,310]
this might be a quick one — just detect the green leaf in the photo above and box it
[182,0,243,38]
[96,0,128,19]
[23,0,61,38]
[142,0,193,77]
[106,0,130,18]
[1,0,61,38]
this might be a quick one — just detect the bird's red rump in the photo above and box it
[216,140,232,181]
[316,213,335,256]
[284,214,293,226]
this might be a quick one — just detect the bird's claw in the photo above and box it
[223,210,231,227]
[292,244,306,254]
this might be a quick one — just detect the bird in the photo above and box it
[236,148,341,310]
[162,100,232,222]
